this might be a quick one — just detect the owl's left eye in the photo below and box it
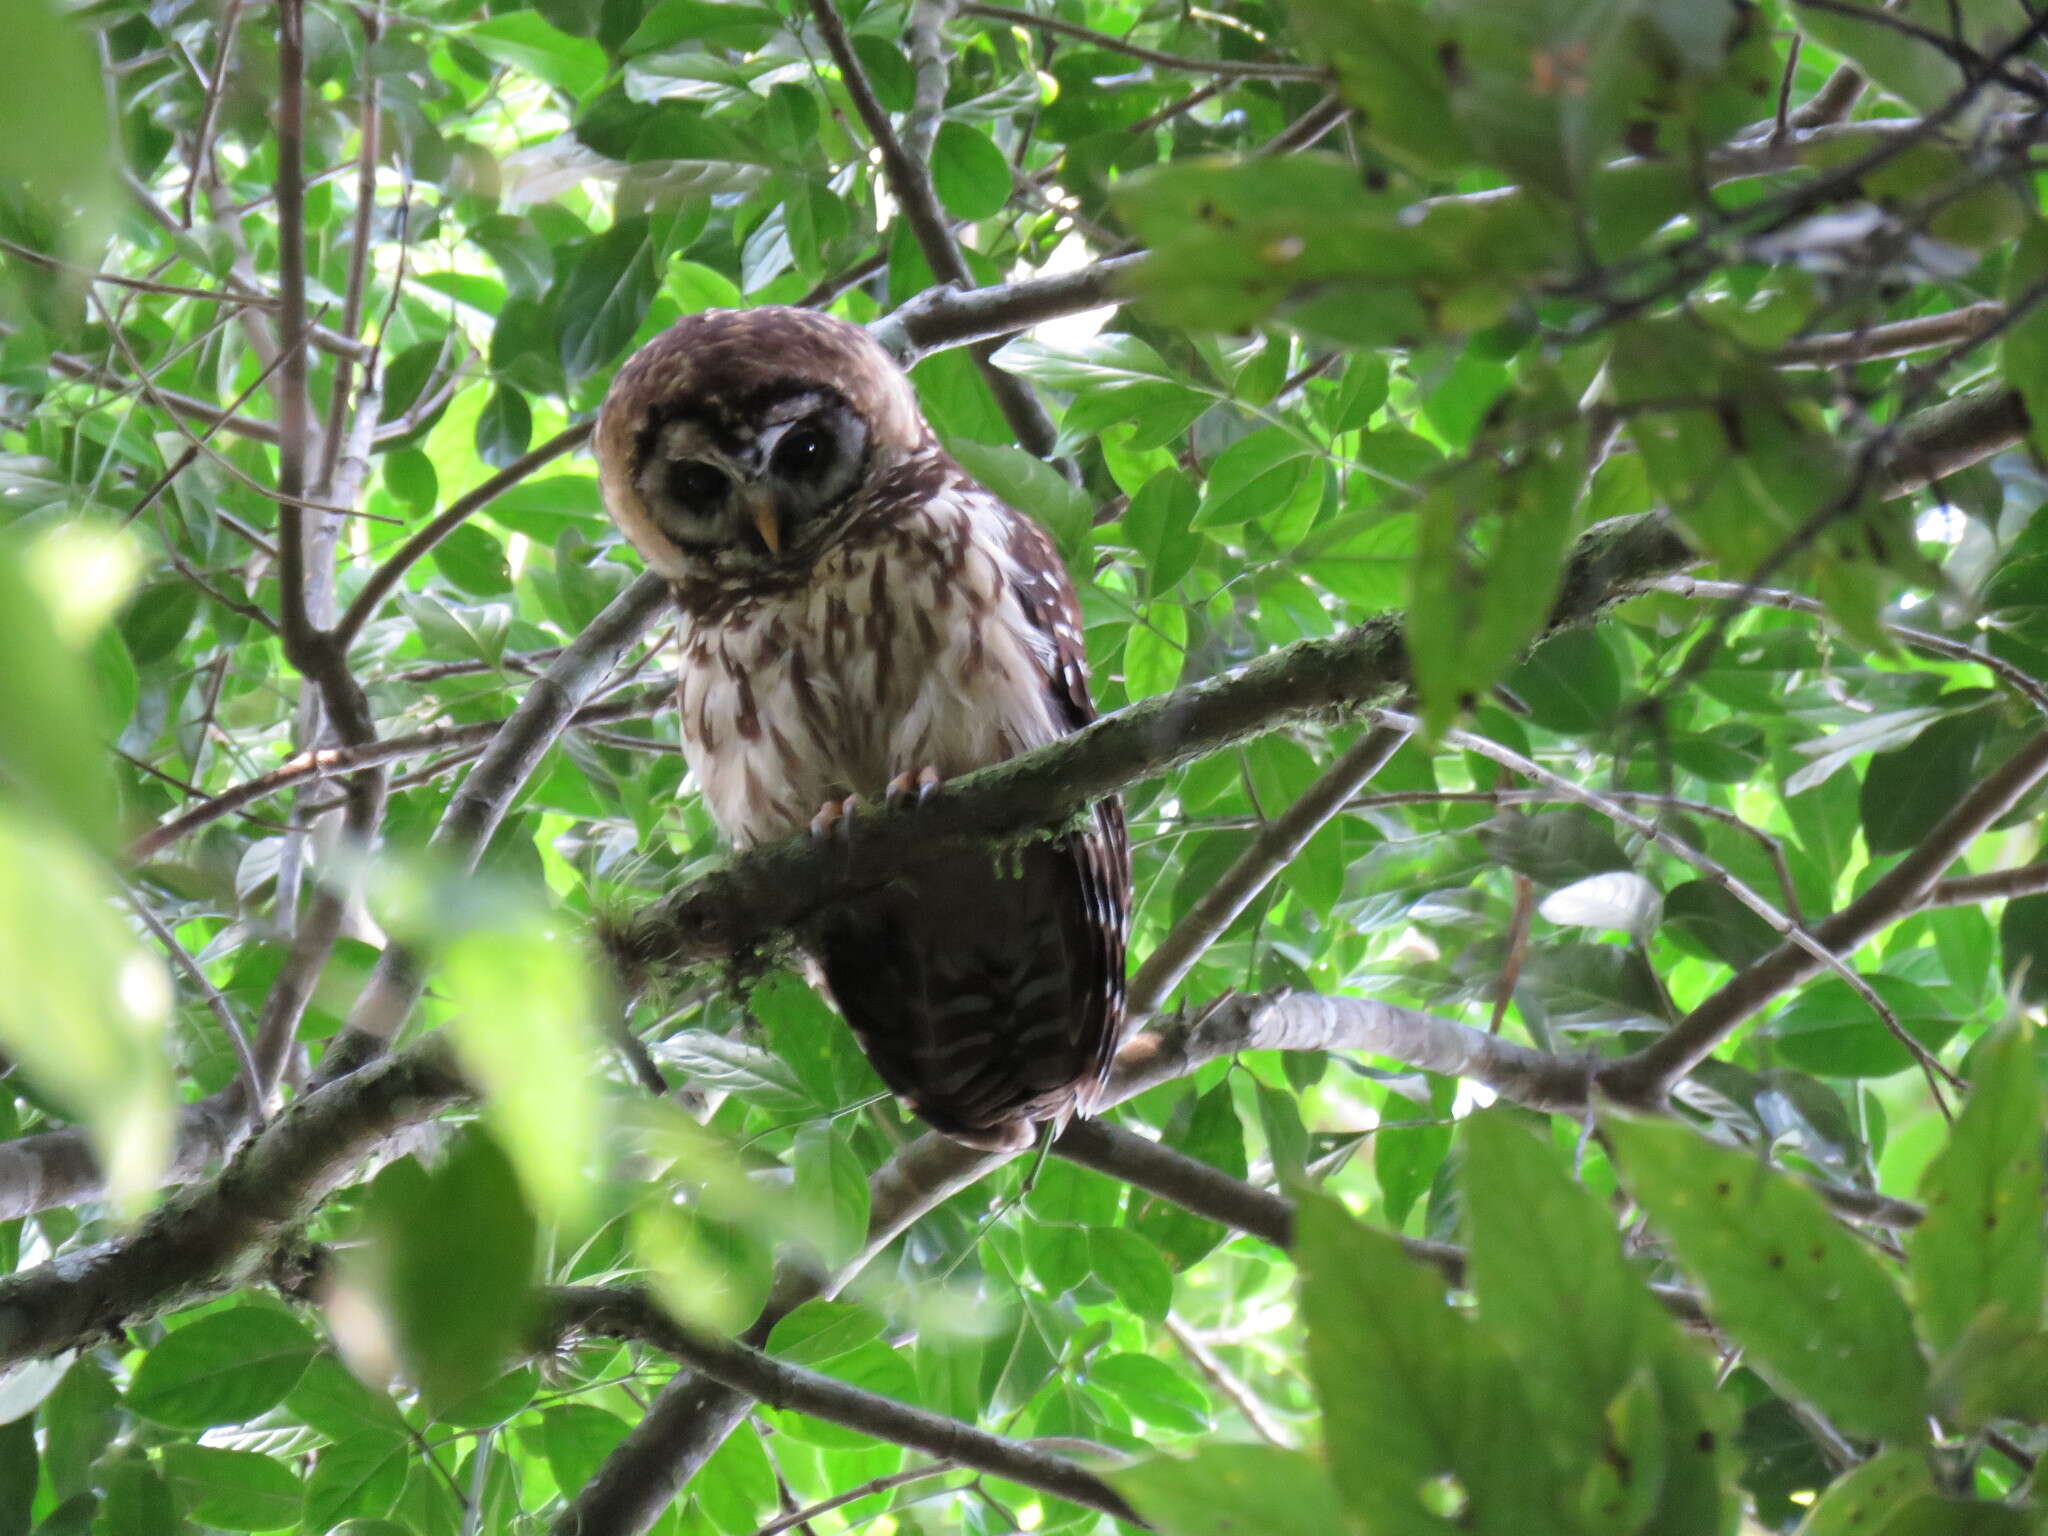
[775,425,830,478]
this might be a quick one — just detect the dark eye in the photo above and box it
[667,460,730,505]
[776,425,831,478]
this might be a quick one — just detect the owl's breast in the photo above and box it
[674,494,1061,848]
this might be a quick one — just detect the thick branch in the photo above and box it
[0,1043,465,1367]
[606,513,1693,978]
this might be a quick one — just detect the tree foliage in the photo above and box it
[4,0,2048,1531]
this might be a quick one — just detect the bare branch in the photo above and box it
[130,689,669,862]
[1775,302,2007,368]
[1603,727,2048,1101]
[1126,724,1408,1017]
[543,1288,1146,1527]
[958,1,1327,80]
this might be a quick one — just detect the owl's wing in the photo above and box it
[811,506,1132,1150]
[1001,512,1133,1111]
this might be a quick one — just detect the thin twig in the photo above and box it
[1373,709,1964,1108]
[958,1,1326,80]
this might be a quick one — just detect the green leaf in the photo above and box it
[1122,466,1203,596]
[1090,1354,1209,1435]
[473,384,533,469]
[1792,1449,1933,1536]
[1090,1228,1173,1321]
[1193,429,1316,529]
[1507,629,1621,735]
[1663,880,1779,970]
[556,217,659,384]
[1296,1191,1468,1530]
[1860,709,1994,856]
[693,1422,779,1534]
[541,1404,631,1496]
[929,122,1012,221]
[1112,1446,1359,1536]
[1602,1112,1929,1443]
[2000,892,2048,1005]
[1023,1219,1092,1295]
[303,1434,408,1530]
[1281,0,1468,176]
[92,1455,176,1536]
[766,1299,885,1367]
[0,808,173,1213]
[0,537,123,853]
[2004,223,2048,461]
[434,524,515,598]
[127,1309,319,1429]
[0,1416,33,1536]
[441,915,604,1224]
[1407,411,1584,738]
[1462,1113,1647,1452]
[360,1135,538,1414]
[1769,975,1960,1079]
[1131,1085,1246,1268]
[0,0,115,254]
[792,1125,868,1268]
[159,1446,301,1532]
[1123,604,1187,699]
[1908,1024,2044,1355]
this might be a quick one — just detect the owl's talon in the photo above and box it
[885,765,944,811]
[808,798,847,840]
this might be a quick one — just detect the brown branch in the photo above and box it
[273,0,317,667]
[543,1288,1145,1527]
[803,0,1061,460]
[0,1041,466,1366]
[333,423,593,649]
[1775,302,2007,367]
[871,255,1142,360]
[1926,861,2048,906]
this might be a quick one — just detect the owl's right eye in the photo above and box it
[667,460,730,505]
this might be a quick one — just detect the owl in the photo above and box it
[595,307,1130,1152]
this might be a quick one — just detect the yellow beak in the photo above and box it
[743,487,782,557]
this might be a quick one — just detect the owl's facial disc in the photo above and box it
[636,392,869,567]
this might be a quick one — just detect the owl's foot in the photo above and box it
[884,765,943,810]
[807,794,861,840]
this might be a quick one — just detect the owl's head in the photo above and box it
[595,308,927,580]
